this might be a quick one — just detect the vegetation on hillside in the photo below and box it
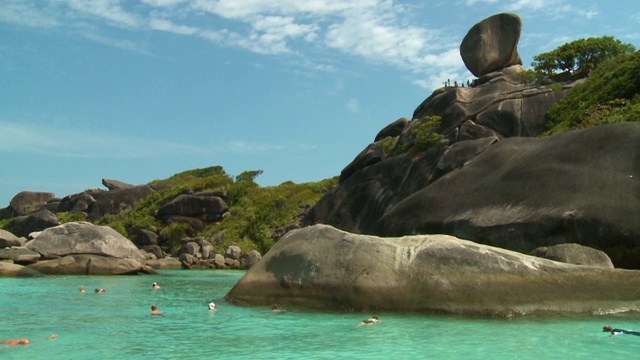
[542,49,640,135]
[526,36,635,83]
[94,166,337,255]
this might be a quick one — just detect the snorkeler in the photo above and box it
[603,325,640,337]
[357,316,380,327]
[150,304,163,315]
[1,334,57,348]
[152,282,161,290]
[208,302,217,312]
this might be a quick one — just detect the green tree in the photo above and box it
[543,50,640,135]
[531,36,635,81]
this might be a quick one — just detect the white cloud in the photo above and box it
[0,1,59,28]
[346,99,359,113]
[63,0,141,28]
[149,18,198,35]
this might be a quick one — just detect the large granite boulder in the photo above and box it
[460,13,522,77]
[4,209,60,238]
[226,225,640,316]
[530,243,614,268]
[0,229,23,248]
[0,247,41,264]
[9,191,56,216]
[88,185,154,220]
[25,222,144,260]
[102,178,134,190]
[27,254,144,275]
[373,122,640,267]
[305,120,640,268]
[157,194,229,220]
[0,262,44,277]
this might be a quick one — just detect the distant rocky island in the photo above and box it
[2,13,640,316]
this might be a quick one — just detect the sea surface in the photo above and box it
[1,269,639,359]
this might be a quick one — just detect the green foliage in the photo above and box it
[0,217,11,230]
[91,165,336,255]
[543,51,640,135]
[412,116,443,152]
[159,222,189,251]
[379,136,398,156]
[206,178,336,254]
[56,211,87,224]
[532,36,635,81]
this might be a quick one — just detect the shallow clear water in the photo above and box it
[1,270,639,359]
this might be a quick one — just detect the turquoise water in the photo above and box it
[1,270,639,359]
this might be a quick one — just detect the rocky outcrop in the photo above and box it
[102,178,134,190]
[88,185,155,220]
[226,225,640,316]
[157,194,228,222]
[303,12,639,269]
[28,254,144,275]
[0,262,44,277]
[4,210,60,238]
[26,222,144,260]
[9,191,56,216]
[0,247,41,264]
[530,243,614,268]
[460,13,522,77]
[0,229,24,248]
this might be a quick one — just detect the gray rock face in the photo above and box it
[460,13,522,77]
[25,222,144,260]
[27,254,143,275]
[88,185,154,220]
[0,247,41,264]
[102,178,134,190]
[0,262,43,277]
[9,191,56,216]
[0,229,23,248]
[157,194,228,218]
[374,123,640,267]
[226,225,640,315]
[4,210,60,238]
[530,243,614,268]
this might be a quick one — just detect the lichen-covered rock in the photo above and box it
[460,13,522,77]
[226,225,640,316]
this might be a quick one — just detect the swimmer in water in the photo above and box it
[356,316,379,327]
[152,282,160,290]
[208,302,217,312]
[150,304,163,315]
[603,325,640,337]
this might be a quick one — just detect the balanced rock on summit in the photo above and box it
[460,13,522,77]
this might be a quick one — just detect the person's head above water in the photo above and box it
[603,325,613,332]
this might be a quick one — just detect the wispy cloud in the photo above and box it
[0,0,465,88]
[346,99,359,113]
[0,120,288,158]
[0,1,59,28]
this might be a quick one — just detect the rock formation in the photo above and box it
[226,225,640,316]
[460,13,522,77]
[302,13,640,268]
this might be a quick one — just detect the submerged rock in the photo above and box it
[226,225,640,316]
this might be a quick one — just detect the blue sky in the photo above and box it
[1,0,639,207]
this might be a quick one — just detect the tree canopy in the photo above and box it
[542,50,640,136]
[531,36,635,80]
